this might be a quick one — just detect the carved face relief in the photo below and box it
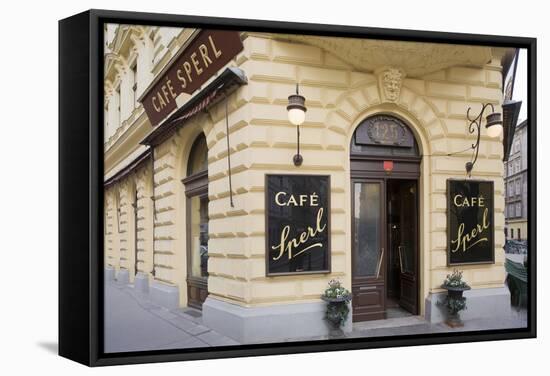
[380,68,404,102]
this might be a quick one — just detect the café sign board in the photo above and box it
[447,179,495,265]
[266,175,331,276]
[140,29,243,127]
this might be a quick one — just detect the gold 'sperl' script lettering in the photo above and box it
[271,192,327,261]
[450,194,491,253]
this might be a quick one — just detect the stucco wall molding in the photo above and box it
[325,81,446,153]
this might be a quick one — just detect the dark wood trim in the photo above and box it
[350,158,420,180]
[186,276,208,310]
[183,169,209,310]
[414,180,420,314]
[394,179,420,315]
[351,177,421,321]
[351,178,387,321]
[350,121,422,320]
[133,188,139,276]
[350,171,420,180]
[350,154,422,163]
[181,169,208,185]
[182,170,208,196]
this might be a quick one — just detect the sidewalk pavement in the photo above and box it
[105,280,528,352]
[347,307,527,339]
[104,280,239,353]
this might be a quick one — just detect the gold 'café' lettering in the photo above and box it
[450,193,491,253]
[453,194,485,207]
[150,35,223,113]
[275,191,319,207]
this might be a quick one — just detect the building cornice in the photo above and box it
[104,109,151,175]
[273,34,501,77]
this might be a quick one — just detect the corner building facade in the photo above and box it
[104,26,512,343]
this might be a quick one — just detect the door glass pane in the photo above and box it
[187,135,208,176]
[190,196,209,278]
[354,183,381,277]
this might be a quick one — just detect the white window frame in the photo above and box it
[115,84,121,128]
[514,139,520,154]
[131,62,138,110]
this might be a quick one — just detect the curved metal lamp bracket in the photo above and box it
[465,103,495,177]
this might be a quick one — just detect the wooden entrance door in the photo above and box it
[352,179,386,321]
[350,114,421,322]
[395,180,419,314]
[352,178,419,321]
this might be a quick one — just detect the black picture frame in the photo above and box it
[59,9,537,366]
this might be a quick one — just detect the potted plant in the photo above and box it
[438,269,471,327]
[321,279,352,337]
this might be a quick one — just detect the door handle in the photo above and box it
[376,248,384,279]
[398,246,404,273]
[359,286,376,291]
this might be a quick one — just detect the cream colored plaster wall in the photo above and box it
[135,166,155,275]
[105,33,507,314]
[199,35,506,310]
[104,191,118,268]
[104,163,154,283]
[150,116,213,306]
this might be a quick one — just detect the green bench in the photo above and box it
[505,258,528,308]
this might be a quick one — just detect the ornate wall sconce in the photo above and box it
[287,83,307,166]
[465,103,503,176]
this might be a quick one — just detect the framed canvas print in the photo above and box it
[59,9,537,366]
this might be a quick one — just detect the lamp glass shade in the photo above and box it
[288,108,306,126]
[486,123,503,138]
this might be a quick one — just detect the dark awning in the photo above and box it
[140,67,248,147]
[502,100,522,161]
[104,148,151,188]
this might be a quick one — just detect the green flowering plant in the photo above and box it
[439,295,467,315]
[442,269,470,289]
[438,269,470,319]
[321,279,352,329]
[322,279,352,300]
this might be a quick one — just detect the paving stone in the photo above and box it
[155,336,209,350]
[104,284,194,353]
[105,279,527,350]
[197,330,240,347]
[183,309,202,318]
[140,302,160,310]
[172,309,204,324]
[168,316,211,336]
[284,335,328,343]
[150,308,179,321]
[344,312,527,339]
